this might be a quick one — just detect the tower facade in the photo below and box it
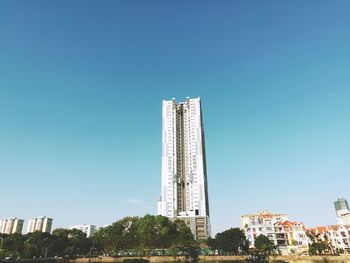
[27,216,53,233]
[334,198,350,217]
[158,97,210,240]
[0,218,24,234]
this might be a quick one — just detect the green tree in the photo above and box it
[23,231,51,259]
[0,214,197,259]
[67,229,92,256]
[137,214,177,249]
[2,233,26,258]
[50,228,70,257]
[309,242,328,255]
[173,220,195,247]
[206,237,216,249]
[254,235,275,254]
[118,216,140,249]
[213,228,248,254]
[93,217,141,255]
[181,245,200,262]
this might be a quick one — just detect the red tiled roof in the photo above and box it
[310,226,327,234]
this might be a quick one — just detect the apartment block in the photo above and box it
[0,218,24,234]
[27,217,53,233]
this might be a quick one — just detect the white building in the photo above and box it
[276,221,309,255]
[0,218,24,234]
[157,97,210,240]
[338,214,350,225]
[334,198,350,218]
[27,217,53,233]
[241,210,289,247]
[311,224,350,253]
[69,224,96,237]
[334,198,350,225]
[241,211,309,255]
[326,225,350,253]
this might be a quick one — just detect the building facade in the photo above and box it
[326,225,350,253]
[241,210,289,247]
[334,198,350,225]
[276,221,309,255]
[69,224,96,237]
[0,218,24,234]
[338,214,350,225]
[27,217,53,233]
[157,97,210,240]
[334,198,350,217]
[241,210,309,255]
[282,221,308,247]
[311,224,350,253]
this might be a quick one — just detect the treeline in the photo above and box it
[0,228,92,260]
[0,215,254,261]
[93,215,195,255]
[0,215,195,260]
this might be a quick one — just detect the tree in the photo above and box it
[309,242,328,255]
[67,229,92,256]
[254,235,275,255]
[137,215,177,249]
[174,220,195,247]
[153,215,177,248]
[50,228,70,257]
[94,222,125,255]
[2,233,26,258]
[117,216,140,249]
[213,228,248,254]
[206,237,216,249]
[0,215,197,259]
[181,245,200,262]
[23,231,52,259]
[94,216,142,255]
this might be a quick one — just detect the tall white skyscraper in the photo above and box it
[157,97,210,240]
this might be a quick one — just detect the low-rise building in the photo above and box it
[69,224,96,237]
[241,210,288,247]
[326,225,350,253]
[241,211,309,255]
[0,218,24,234]
[310,224,350,254]
[27,217,53,233]
[281,221,308,246]
[309,226,327,237]
[276,221,309,255]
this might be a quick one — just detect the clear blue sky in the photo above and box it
[0,1,349,234]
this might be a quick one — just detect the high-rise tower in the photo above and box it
[334,198,350,217]
[0,218,24,234]
[27,217,53,234]
[157,97,210,240]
